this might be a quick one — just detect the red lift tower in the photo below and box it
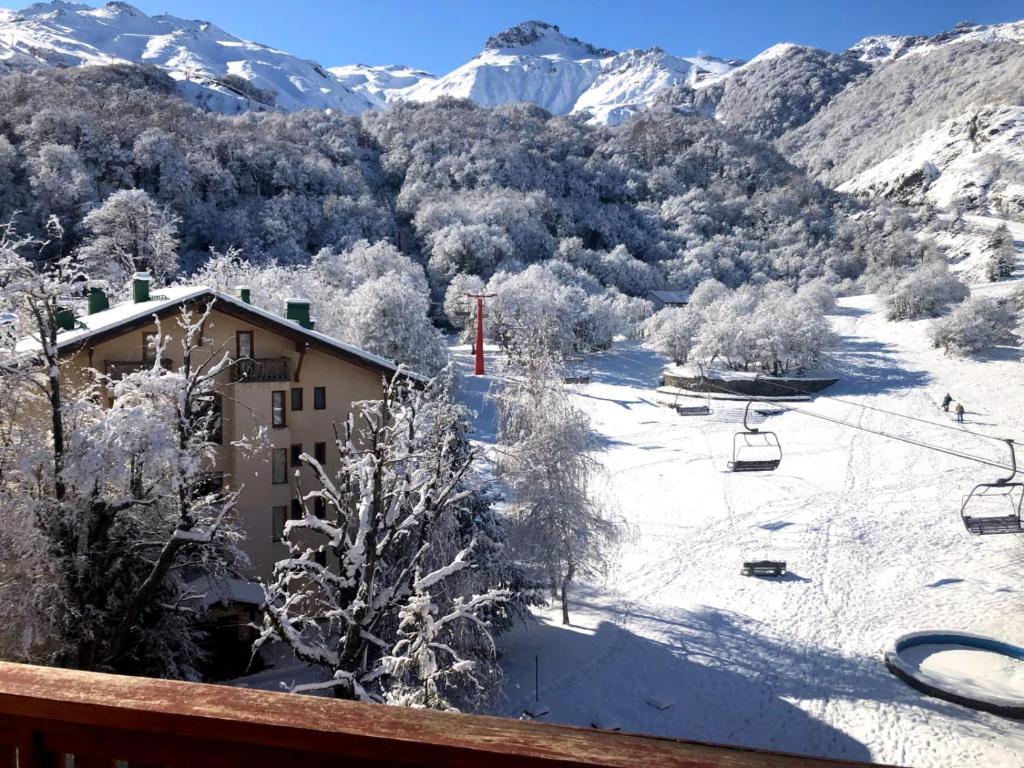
[465,293,496,375]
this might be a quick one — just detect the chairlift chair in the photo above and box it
[961,439,1024,535]
[675,385,712,416]
[728,400,782,472]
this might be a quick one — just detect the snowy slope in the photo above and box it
[453,281,1024,766]
[840,105,1024,219]
[0,1,374,113]
[573,48,704,126]
[327,63,436,107]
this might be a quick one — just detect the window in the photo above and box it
[291,387,303,411]
[313,387,326,410]
[314,549,327,567]
[272,506,287,542]
[290,443,303,468]
[291,498,302,520]
[313,496,326,519]
[314,441,326,465]
[271,391,286,428]
[142,332,158,362]
[236,331,254,359]
[272,448,287,485]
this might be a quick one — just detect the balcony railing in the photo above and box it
[0,661,887,768]
[104,358,172,380]
[231,357,291,383]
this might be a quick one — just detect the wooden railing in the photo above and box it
[231,357,291,383]
[0,662,890,768]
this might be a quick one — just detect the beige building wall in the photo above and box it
[62,303,389,579]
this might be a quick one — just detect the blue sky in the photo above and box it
[3,1,1022,73]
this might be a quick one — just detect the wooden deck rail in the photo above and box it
[0,662,890,768]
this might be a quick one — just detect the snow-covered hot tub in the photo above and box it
[885,631,1024,719]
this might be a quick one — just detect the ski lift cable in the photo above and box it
[703,381,1015,474]
[725,363,1021,445]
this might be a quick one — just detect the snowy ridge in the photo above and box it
[0,1,375,113]
[846,19,1024,64]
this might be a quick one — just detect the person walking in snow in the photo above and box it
[941,393,952,412]
[955,402,965,423]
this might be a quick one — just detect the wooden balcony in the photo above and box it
[231,357,291,383]
[0,661,889,768]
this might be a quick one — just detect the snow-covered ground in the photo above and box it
[455,285,1024,766]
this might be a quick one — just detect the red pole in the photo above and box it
[466,293,496,376]
[474,297,485,375]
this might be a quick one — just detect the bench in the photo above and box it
[676,404,710,416]
[742,560,787,577]
[729,459,781,472]
[963,515,1023,536]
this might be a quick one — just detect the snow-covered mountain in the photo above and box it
[398,21,741,125]
[0,1,375,113]
[781,19,1024,219]
[400,21,613,116]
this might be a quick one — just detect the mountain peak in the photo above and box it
[484,21,615,58]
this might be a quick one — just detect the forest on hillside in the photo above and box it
[0,64,937,297]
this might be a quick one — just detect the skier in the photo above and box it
[941,393,952,412]
[955,402,965,424]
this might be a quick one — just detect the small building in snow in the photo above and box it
[648,290,691,310]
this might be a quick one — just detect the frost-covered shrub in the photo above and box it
[884,261,969,320]
[796,278,837,313]
[649,281,835,373]
[644,307,699,364]
[929,295,1017,356]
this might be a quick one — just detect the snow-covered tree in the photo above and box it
[442,272,486,333]
[985,224,1016,282]
[78,189,180,291]
[494,333,619,625]
[259,373,515,710]
[0,235,247,676]
[884,261,969,321]
[645,306,700,365]
[341,274,447,375]
[930,295,1017,356]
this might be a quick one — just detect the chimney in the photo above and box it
[55,304,76,332]
[132,272,151,304]
[285,298,312,330]
[236,285,252,304]
[88,287,109,315]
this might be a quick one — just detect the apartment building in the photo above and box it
[23,274,422,582]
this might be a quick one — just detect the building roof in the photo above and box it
[649,290,691,304]
[15,286,427,382]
